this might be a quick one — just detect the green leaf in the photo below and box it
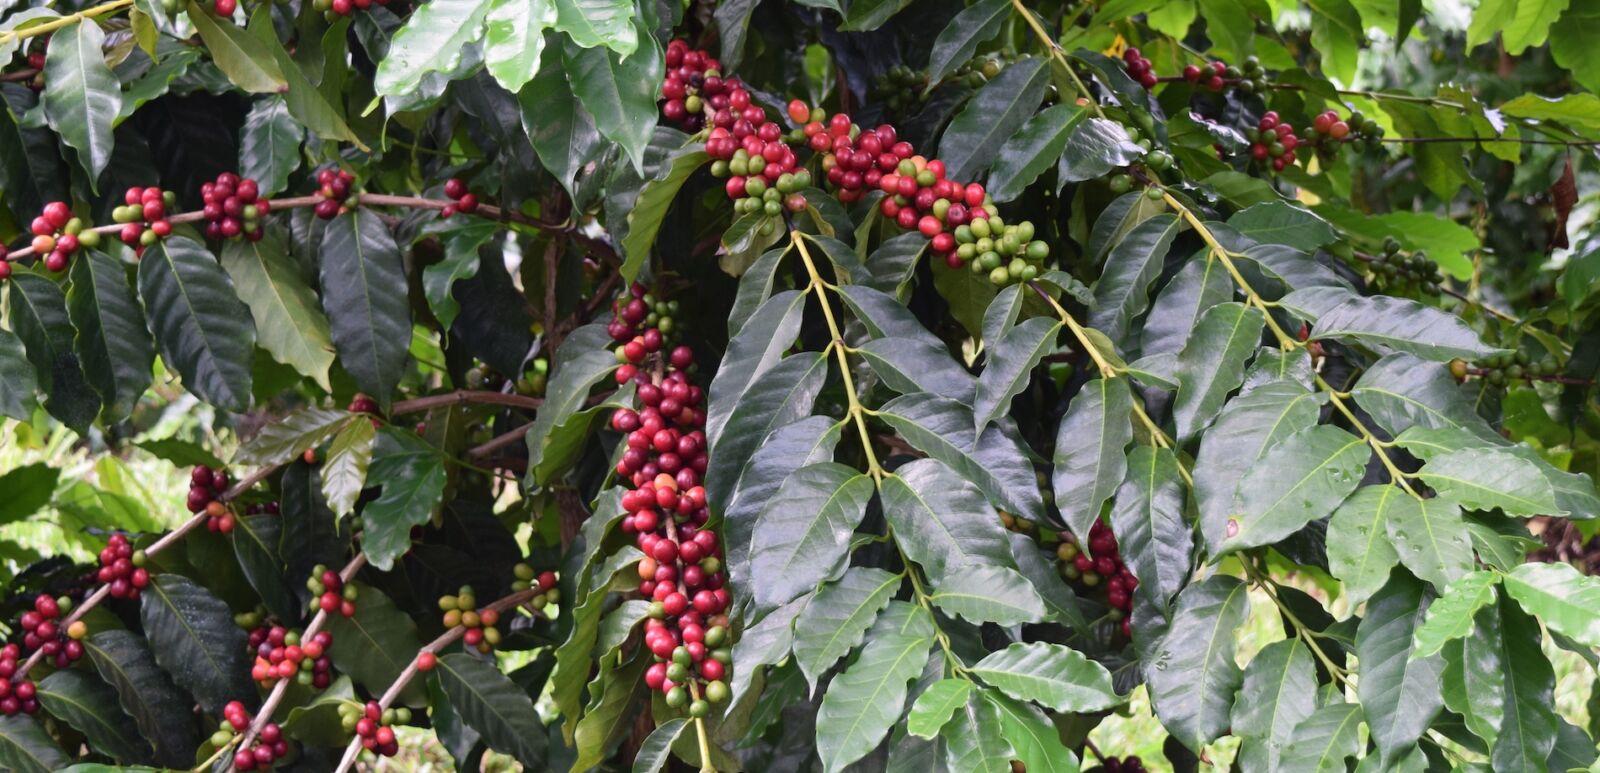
[484,0,554,91]
[941,690,1013,773]
[522,338,617,487]
[982,691,1079,773]
[362,431,448,570]
[437,653,548,767]
[1488,0,1568,53]
[876,393,1045,522]
[552,547,637,738]
[1221,424,1368,554]
[281,675,357,746]
[1232,639,1317,772]
[1173,302,1263,441]
[1052,377,1134,539]
[564,28,661,173]
[139,573,252,716]
[1089,213,1182,347]
[9,271,102,429]
[267,20,361,146]
[552,0,637,54]
[1279,703,1365,773]
[708,288,805,444]
[1327,485,1406,605]
[703,352,829,520]
[1385,495,1474,589]
[42,20,120,184]
[83,630,199,768]
[974,317,1059,432]
[748,463,875,609]
[1109,446,1191,610]
[908,680,972,738]
[618,145,709,283]
[519,41,602,199]
[372,0,491,96]
[139,236,256,411]
[232,514,298,621]
[969,641,1118,713]
[1489,597,1560,771]
[1307,295,1501,361]
[222,233,335,390]
[880,458,1018,583]
[0,328,38,421]
[320,417,375,516]
[988,104,1085,202]
[1228,202,1339,252]
[1058,117,1145,183]
[1147,575,1250,751]
[1412,571,1499,659]
[791,567,899,689]
[1417,448,1560,517]
[325,585,426,705]
[1549,4,1600,93]
[0,464,58,527]
[1141,256,1234,358]
[319,211,410,408]
[839,0,913,31]
[937,57,1049,181]
[1307,0,1361,82]
[67,249,154,422]
[924,0,1009,86]
[0,717,69,773]
[633,719,688,773]
[37,669,151,763]
[233,407,351,465]
[1441,603,1504,749]
[238,97,302,196]
[1088,191,1167,265]
[1357,570,1444,760]
[1501,561,1600,649]
[815,601,935,773]
[184,2,286,92]
[1351,353,1503,444]
[926,563,1049,626]
[858,337,977,402]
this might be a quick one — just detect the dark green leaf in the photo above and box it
[0,717,69,773]
[239,97,303,196]
[858,337,976,402]
[1147,575,1250,750]
[1008,532,1089,630]
[1088,191,1167,266]
[974,317,1059,432]
[1172,302,1263,441]
[232,407,352,465]
[523,341,618,488]
[1088,213,1182,347]
[0,328,38,421]
[232,513,298,621]
[1490,597,1559,771]
[926,563,1048,626]
[184,2,286,92]
[1384,495,1473,589]
[37,669,150,763]
[839,0,912,31]
[707,289,805,445]
[1109,446,1191,611]
[83,630,199,768]
[618,144,708,282]
[1357,570,1444,760]
[1228,202,1338,252]
[9,271,101,429]
[1326,485,1405,605]
[815,602,935,773]
[983,690,1078,773]
[1279,703,1364,773]
[319,211,410,409]
[633,719,688,773]
[937,57,1049,181]
[66,249,152,422]
[1053,377,1133,540]
[1308,295,1502,361]
[879,458,1018,584]
[1058,117,1145,183]
[723,415,843,589]
[520,43,604,199]
[139,573,252,716]
[748,463,874,609]
[1220,424,1367,554]
[0,464,59,527]
[438,653,548,766]
[325,585,427,705]
[564,26,661,173]
[281,675,357,746]
[1141,256,1234,358]
[362,431,448,570]
[42,20,120,184]
[969,641,1118,712]
[989,104,1085,202]
[139,236,256,411]
[1351,353,1503,444]
[703,352,828,521]
[877,393,1045,522]
[1232,639,1316,772]
[924,0,1009,86]
[222,232,335,390]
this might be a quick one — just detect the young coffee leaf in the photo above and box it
[907,679,971,739]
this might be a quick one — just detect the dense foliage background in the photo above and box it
[2,0,1600,770]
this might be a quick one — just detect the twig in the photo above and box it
[466,420,537,459]
[0,0,134,43]
[391,389,542,415]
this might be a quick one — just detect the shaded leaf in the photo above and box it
[67,248,154,422]
[1053,376,1133,539]
[319,211,410,409]
[139,573,252,716]
[815,602,935,773]
[139,236,256,411]
[37,669,151,763]
[937,57,1049,181]
[83,630,198,768]
[1357,570,1444,759]
[1147,575,1249,751]
[438,653,548,767]
[1172,302,1263,441]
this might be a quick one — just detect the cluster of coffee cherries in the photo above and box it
[438,586,502,653]
[660,40,739,132]
[111,186,176,250]
[947,212,1051,285]
[313,168,359,220]
[1306,108,1385,149]
[249,624,336,689]
[871,64,931,115]
[98,533,151,600]
[439,177,480,219]
[700,93,804,211]
[306,564,359,617]
[952,54,1010,89]
[1246,112,1301,172]
[199,173,269,241]
[17,594,84,668]
[1181,55,1271,95]
[26,201,100,272]
[714,150,812,217]
[1367,237,1443,296]
[219,701,289,771]
[188,465,236,533]
[511,562,561,609]
[343,700,407,758]
[1086,755,1148,773]
[312,0,389,19]
[1056,521,1137,638]
[0,645,38,716]
[1120,47,1161,89]
[1451,350,1561,387]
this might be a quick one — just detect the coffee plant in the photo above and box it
[2,0,1600,770]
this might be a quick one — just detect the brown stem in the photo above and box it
[0,69,38,82]
[391,389,543,415]
[1463,367,1594,386]
[467,420,537,459]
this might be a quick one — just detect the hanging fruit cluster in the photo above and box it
[440,177,479,218]
[1367,237,1443,295]
[189,465,236,533]
[312,0,389,19]
[1121,47,1160,89]
[219,701,289,771]
[0,645,38,716]
[28,201,98,272]
[344,700,407,758]
[111,186,175,252]
[200,173,270,241]
[1056,521,1137,638]
[1248,112,1301,172]
[98,533,150,600]
[660,39,733,132]
[438,586,502,653]
[306,564,359,617]
[17,594,82,668]
[701,87,805,212]
[1451,350,1561,387]
[314,168,359,220]
[511,562,560,605]
[1307,108,1385,148]
[249,624,336,689]
[871,65,930,114]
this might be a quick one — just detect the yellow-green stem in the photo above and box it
[791,231,885,478]
[0,0,133,43]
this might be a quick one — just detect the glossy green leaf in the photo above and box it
[748,463,875,609]
[633,719,688,773]
[484,0,554,91]
[839,0,912,31]
[232,513,298,621]
[1357,570,1444,760]
[721,413,841,586]
[1307,295,1501,361]
[139,573,252,716]
[362,431,448,570]
[319,211,409,408]
[815,602,935,773]
[222,233,335,390]
[1173,302,1263,441]
[1147,574,1250,750]
[937,57,1048,181]
[1441,601,1506,749]
[1228,201,1339,252]
[1417,448,1560,517]
[83,630,198,768]
[552,0,637,54]
[703,352,828,521]
[858,337,977,402]
[618,145,709,282]
[1221,424,1367,554]
[1141,256,1235,358]
[523,336,617,487]
[520,43,604,199]
[924,0,1009,86]
[0,464,57,527]
[37,669,151,763]
[1058,117,1145,183]
[139,236,256,411]
[0,328,38,421]
[42,20,121,184]
[1088,191,1167,265]
[1109,446,1191,609]
[184,2,286,92]
[974,317,1059,431]
[969,641,1118,712]
[1384,495,1474,589]
[438,653,548,766]
[234,407,351,465]
[941,690,1013,773]
[1412,571,1499,659]
[325,585,427,706]
[1501,561,1600,648]
[927,563,1048,626]
[320,417,375,517]
[1232,639,1316,772]
[1053,377,1133,540]
[876,393,1045,522]
[880,458,1017,583]
[707,289,805,446]
[983,690,1079,773]
[1326,485,1406,605]
[1351,353,1503,443]
[1490,597,1560,771]
[1279,703,1365,773]
[10,270,102,429]
[0,717,69,773]
[67,249,153,422]
[372,0,491,96]
[564,28,661,173]
[1089,213,1182,346]
[908,679,972,738]
[790,568,898,691]
[989,104,1084,202]
[238,96,302,196]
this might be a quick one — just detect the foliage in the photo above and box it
[1,0,1599,771]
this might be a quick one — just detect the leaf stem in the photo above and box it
[0,0,134,43]
[897,543,966,677]
[1026,281,1119,380]
[1241,559,1353,690]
